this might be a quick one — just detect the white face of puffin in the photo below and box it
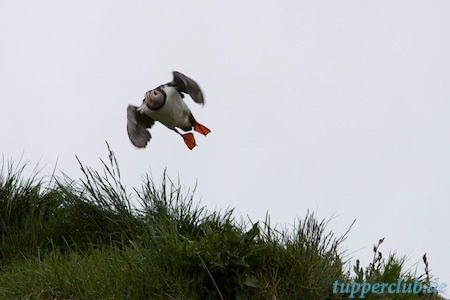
[144,88,166,110]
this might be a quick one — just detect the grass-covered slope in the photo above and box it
[0,147,443,299]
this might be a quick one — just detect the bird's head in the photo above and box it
[144,87,166,110]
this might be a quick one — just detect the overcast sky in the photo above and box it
[1,0,449,294]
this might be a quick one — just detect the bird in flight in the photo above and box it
[127,71,211,150]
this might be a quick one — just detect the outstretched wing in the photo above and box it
[170,71,205,105]
[127,105,154,148]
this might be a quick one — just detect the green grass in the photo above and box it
[0,146,444,299]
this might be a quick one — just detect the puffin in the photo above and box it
[127,71,210,150]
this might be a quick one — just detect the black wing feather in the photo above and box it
[170,71,205,105]
[127,105,154,148]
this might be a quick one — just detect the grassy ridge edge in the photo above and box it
[0,146,443,299]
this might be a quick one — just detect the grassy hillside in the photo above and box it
[0,147,444,299]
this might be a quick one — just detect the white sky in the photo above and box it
[1,0,449,295]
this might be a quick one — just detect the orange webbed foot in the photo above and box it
[182,133,197,150]
[194,123,211,136]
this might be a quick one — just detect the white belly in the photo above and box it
[139,86,192,130]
